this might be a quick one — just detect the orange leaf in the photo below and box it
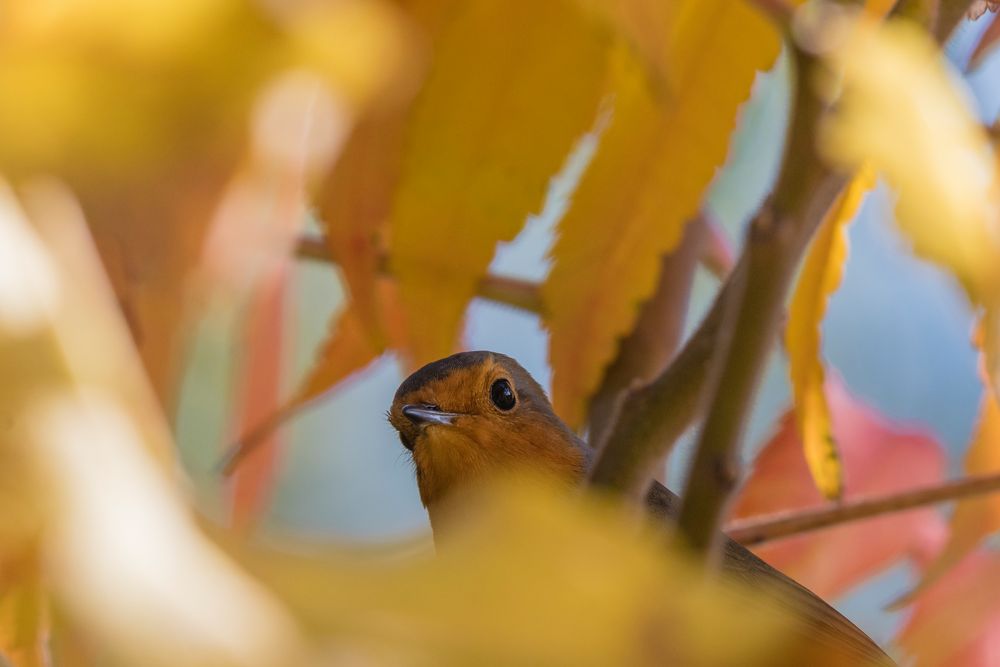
[544,0,782,427]
[228,266,292,531]
[0,550,47,667]
[389,0,608,365]
[730,376,947,599]
[897,551,1000,667]
[318,112,405,349]
[903,387,1000,600]
[785,167,874,499]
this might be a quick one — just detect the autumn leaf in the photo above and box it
[897,551,1000,667]
[816,16,1000,306]
[729,376,946,600]
[317,111,407,350]
[0,549,47,667]
[901,386,1000,602]
[0,0,416,405]
[0,181,302,667]
[389,0,608,365]
[228,266,293,531]
[785,167,875,499]
[544,0,782,428]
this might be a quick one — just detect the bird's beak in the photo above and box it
[401,404,460,426]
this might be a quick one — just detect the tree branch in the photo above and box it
[586,217,705,449]
[675,49,847,559]
[295,235,544,314]
[726,471,1000,546]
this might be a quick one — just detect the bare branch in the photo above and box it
[726,471,1000,546]
[676,50,847,559]
[295,234,544,314]
[586,217,705,449]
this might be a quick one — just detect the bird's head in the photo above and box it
[388,351,587,523]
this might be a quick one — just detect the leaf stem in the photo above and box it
[726,471,1000,546]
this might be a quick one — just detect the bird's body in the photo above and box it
[389,351,893,666]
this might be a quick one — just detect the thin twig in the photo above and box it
[726,471,1000,546]
[295,234,544,314]
[676,49,847,559]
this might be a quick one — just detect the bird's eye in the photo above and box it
[490,378,516,411]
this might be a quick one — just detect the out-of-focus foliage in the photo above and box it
[906,379,1000,599]
[898,551,1000,666]
[236,478,813,667]
[6,0,1000,664]
[0,0,416,404]
[0,183,302,667]
[785,167,875,499]
[731,376,946,600]
[816,14,1000,307]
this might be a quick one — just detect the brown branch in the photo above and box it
[726,471,1000,546]
[295,234,544,314]
[586,217,705,450]
[586,268,731,500]
[675,49,847,559]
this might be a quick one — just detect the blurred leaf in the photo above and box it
[389,0,608,365]
[0,182,302,667]
[317,111,406,349]
[730,376,947,599]
[817,16,1000,306]
[235,477,856,666]
[228,266,292,531]
[544,0,782,427]
[0,0,416,405]
[897,551,1000,667]
[785,167,875,500]
[0,549,47,667]
[903,387,1000,601]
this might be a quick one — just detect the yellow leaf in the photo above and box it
[817,17,1000,306]
[0,550,47,667]
[237,477,822,666]
[785,167,875,499]
[544,0,782,427]
[0,0,416,404]
[388,0,608,364]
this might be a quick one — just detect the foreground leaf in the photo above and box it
[785,167,874,499]
[0,0,414,405]
[0,549,47,667]
[389,0,608,364]
[730,377,946,599]
[544,0,782,427]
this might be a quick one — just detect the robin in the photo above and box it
[388,350,894,666]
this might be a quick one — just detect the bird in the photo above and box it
[388,350,894,666]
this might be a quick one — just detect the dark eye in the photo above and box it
[490,378,516,410]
